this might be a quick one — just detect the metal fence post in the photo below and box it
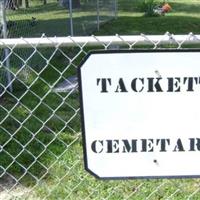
[0,0,12,92]
[69,0,74,36]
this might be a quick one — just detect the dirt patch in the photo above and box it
[0,186,31,200]
[0,175,35,200]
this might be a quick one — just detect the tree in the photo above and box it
[5,0,29,9]
[60,0,81,9]
[17,0,22,7]
[25,0,29,8]
[5,0,18,10]
[73,0,80,8]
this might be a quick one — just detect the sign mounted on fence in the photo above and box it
[78,50,200,179]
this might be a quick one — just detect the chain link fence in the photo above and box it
[1,33,200,199]
[0,0,117,95]
[0,0,117,38]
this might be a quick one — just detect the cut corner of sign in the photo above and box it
[85,166,102,180]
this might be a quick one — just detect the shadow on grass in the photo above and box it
[97,15,200,35]
[168,1,200,13]
[7,14,200,38]
[117,0,200,13]
[7,2,66,16]
[7,1,106,16]
[7,14,112,37]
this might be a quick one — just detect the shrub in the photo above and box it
[138,0,160,17]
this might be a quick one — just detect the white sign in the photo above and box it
[78,50,200,179]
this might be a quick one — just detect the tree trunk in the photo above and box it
[25,0,29,8]
[72,0,80,8]
[6,0,18,10]
[17,0,22,7]
[43,0,47,5]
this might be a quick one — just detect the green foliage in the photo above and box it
[138,0,160,16]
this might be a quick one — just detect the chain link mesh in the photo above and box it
[1,34,200,199]
[1,0,116,38]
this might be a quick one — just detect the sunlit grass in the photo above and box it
[1,0,200,199]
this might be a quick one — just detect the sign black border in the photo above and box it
[78,49,200,180]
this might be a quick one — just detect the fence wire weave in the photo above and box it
[1,0,116,38]
[1,34,200,200]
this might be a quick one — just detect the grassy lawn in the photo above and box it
[97,0,200,35]
[6,0,113,37]
[6,0,200,37]
[1,0,200,199]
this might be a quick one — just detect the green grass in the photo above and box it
[5,0,200,37]
[6,0,110,37]
[97,0,200,35]
[2,0,200,199]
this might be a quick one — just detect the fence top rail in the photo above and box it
[0,33,200,48]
